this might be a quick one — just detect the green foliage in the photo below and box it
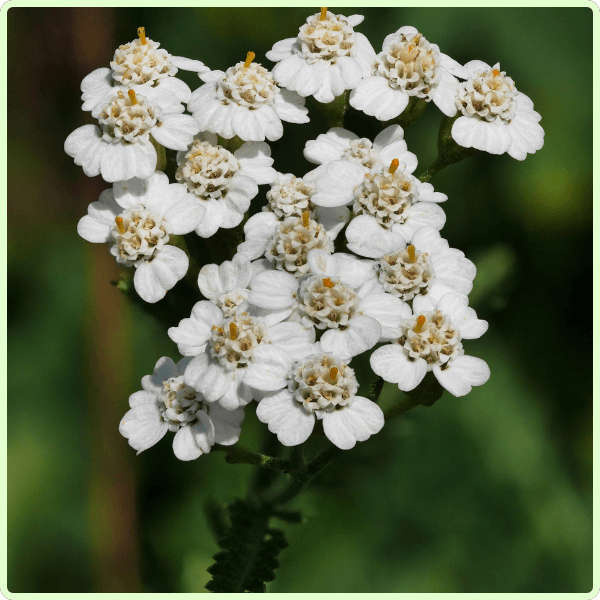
[205,500,289,593]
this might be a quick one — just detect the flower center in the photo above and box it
[110,28,175,86]
[98,91,160,144]
[353,164,418,228]
[110,207,168,266]
[209,314,269,370]
[291,354,358,414]
[217,58,279,109]
[341,139,381,170]
[217,289,250,318]
[378,245,435,301]
[298,10,356,63]
[397,311,463,365]
[175,140,240,200]
[375,31,439,97]
[266,214,334,277]
[265,176,315,219]
[456,67,517,123]
[299,275,358,329]
[159,376,205,432]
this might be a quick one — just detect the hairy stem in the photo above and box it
[215,444,293,474]
[418,155,450,183]
[314,90,350,128]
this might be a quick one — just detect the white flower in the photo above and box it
[371,227,477,311]
[247,250,411,360]
[81,27,209,117]
[266,9,376,103]
[188,53,309,142]
[65,89,201,182]
[370,292,490,397]
[303,124,418,179]
[119,356,244,461]
[77,172,204,303]
[237,203,349,275]
[264,173,316,219]
[168,306,315,410]
[175,133,276,238]
[247,350,384,449]
[313,159,446,246]
[451,61,545,160]
[197,254,252,318]
[350,26,467,121]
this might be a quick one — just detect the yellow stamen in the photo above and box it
[115,216,125,234]
[229,323,238,340]
[320,7,327,20]
[389,158,400,175]
[322,278,335,288]
[127,89,138,105]
[302,210,310,228]
[492,69,500,77]
[137,27,147,45]
[413,315,426,333]
[407,244,416,263]
[117,90,125,99]
[329,367,338,383]
[244,51,255,68]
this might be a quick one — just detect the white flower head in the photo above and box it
[266,9,376,104]
[350,26,468,121]
[197,254,253,318]
[246,349,384,449]
[175,134,276,238]
[237,202,349,273]
[247,250,411,360]
[119,356,244,461]
[303,125,418,179]
[81,27,210,117]
[188,52,309,142]
[370,292,490,397]
[77,172,205,303]
[264,173,316,219]
[374,227,477,311]
[65,88,201,182]
[451,61,545,160]
[168,302,315,410]
[312,158,446,252]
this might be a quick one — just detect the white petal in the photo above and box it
[168,300,222,355]
[414,181,447,203]
[225,175,258,213]
[184,354,233,403]
[266,37,297,62]
[314,205,350,240]
[248,270,298,309]
[303,139,344,165]
[433,254,476,296]
[173,424,202,461]
[273,88,310,124]
[64,125,107,178]
[440,53,469,79]
[77,214,111,243]
[195,199,225,238]
[370,345,427,391]
[218,369,254,409]
[256,390,315,446]
[170,55,210,74]
[319,315,381,360]
[254,105,284,142]
[312,160,365,207]
[307,249,372,288]
[232,105,266,142]
[436,292,488,339]
[430,69,460,117]
[353,33,377,77]
[359,293,411,339]
[451,117,512,155]
[322,396,384,449]
[463,60,492,76]
[506,113,545,161]
[243,344,294,391]
[433,356,490,397]
[394,202,446,241]
[209,403,245,445]
[151,114,200,151]
[235,142,277,185]
[119,403,168,454]
[133,246,188,303]
[346,215,405,258]
[100,141,157,183]
[162,191,205,234]
[411,226,449,257]
[350,77,409,121]
[268,322,314,361]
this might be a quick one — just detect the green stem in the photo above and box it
[314,90,350,129]
[418,155,450,183]
[215,444,293,474]
[218,135,245,153]
[383,96,428,131]
[367,375,385,402]
[150,135,167,172]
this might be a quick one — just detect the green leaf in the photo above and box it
[204,500,290,593]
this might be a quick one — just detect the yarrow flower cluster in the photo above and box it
[66,12,544,466]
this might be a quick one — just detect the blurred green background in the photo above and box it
[7,6,593,593]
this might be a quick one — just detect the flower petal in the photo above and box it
[370,344,428,391]
[319,315,381,360]
[433,355,490,397]
[243,344,294,391]
[256,390,315,446]
[322,396,384,449]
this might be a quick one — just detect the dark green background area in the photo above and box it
[7,6,592,593]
